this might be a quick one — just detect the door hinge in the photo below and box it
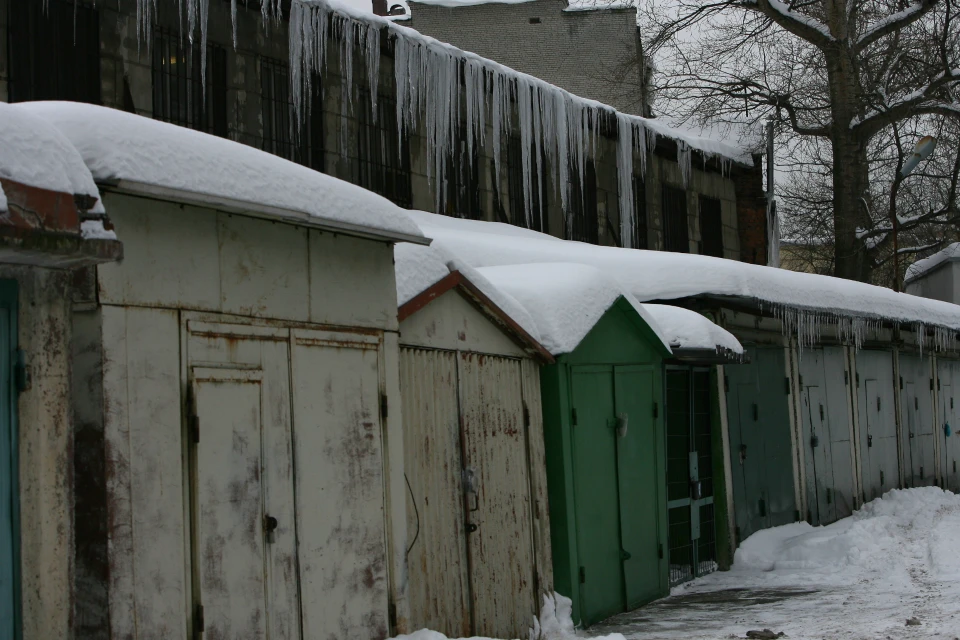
[915,397,919,410]
[658,543,663,559]
[724,375,729,393]
[880,470,885,485]
[189,414,200,444]
[380,393,388,420]
[877,396,881,411]
[794,510,801,522]
[826,488,832,505]
[653,402,659,419]
[930,378,935,391]
[819,404,824,421]
[388,602,398,630]
[734,526,741,545]
[799,375,804,387]
[856,372,860,388]
[937,378,941,391]
[193,604,204,634]
[14,349,29,393]
[785,377,791,394]
[758,498,766,517]
[579,566,586,584]
[571,408,578,426]
[844,371,849,386]
[900,376,904,390]
[523,401,530,428]
[752,403,759,421]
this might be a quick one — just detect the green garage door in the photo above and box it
[855,350,898,502]
[937,360,960,493]
[725,347,797,543]
[899,354,936,487]
[0,281,18,640]
[570,364,661,625]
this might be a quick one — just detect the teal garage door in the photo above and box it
[0,281,18,640]
[899,354,936,487]
[937,360,960,493]
[854,350,898,502]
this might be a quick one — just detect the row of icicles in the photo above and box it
[130,0,736,244]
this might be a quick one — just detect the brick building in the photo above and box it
[0,0,767,264]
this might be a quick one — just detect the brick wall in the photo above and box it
[407,0,644,115]
[733,156,769,265]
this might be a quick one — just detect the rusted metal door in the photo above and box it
[191,368,270,639]
[401,347,471,636]
[290,328,389,639]
[459,352,537,638]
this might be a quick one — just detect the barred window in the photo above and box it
[9,0,101,104]
[152,28,228,136]
[507,137,547,232]
[699,196,724,257]
[569,161,599,244]
[632,176,648,249]
[443,121,481,219]
[662,185,690,253]
[356,90,412,208]
[260,57,324,172]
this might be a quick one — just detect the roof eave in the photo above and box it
[100,179,431,246]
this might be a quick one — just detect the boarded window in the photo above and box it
[443,122,481,219]
[661,185,689,253]
[152,28,228,136]
[632,176,647,249]
[356,90,413,208]
[569,161,599,244]
[699,196,724,257]
[8,0,101,104]
[260,57,324,172]
[507,137,547,232]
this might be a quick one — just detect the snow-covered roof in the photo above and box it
[644,304,743,356]
[406,0,633,9]
[0,102,103,213]
[905,243,960,284]
[409,210,960,344]
[18,102,426,246]
[476,262,671,355]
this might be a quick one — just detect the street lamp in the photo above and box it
[893,135,938,291]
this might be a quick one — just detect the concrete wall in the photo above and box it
[407,0,642,115]
[905,262,958,304]
[0,265,74,640]
[1,0,764,261]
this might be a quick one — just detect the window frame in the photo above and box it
[661,184,690,253]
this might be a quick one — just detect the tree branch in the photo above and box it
[856,0,942,52]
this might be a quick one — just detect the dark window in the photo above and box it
[699,196,724,257]
[632,175,647,249]
[569,160,598,244]
[507,136,547,232]
[260,57,324,171]
[443,121,481,219]
[356,90,412,208]
[152,28,228,136]
[9,0,101,103]
[662,184,690,253]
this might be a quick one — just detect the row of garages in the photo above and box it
[5,102,960,640]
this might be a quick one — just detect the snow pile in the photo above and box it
[0,102,103,213]
[644,304,743,355]
[564,0,636,11]
[18,102,424,242]
[732,488,960,586]
[409,210,960,348]
[395,243,544,343]
[477,263,671,355]
[392,593,626,640]
[905,242,960,283]
[81,220,118,241]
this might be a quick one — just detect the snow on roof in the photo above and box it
[395,243,544,344]
[905,243,960,284]
[407,0,633,9]
[644,304,743,355]
[19,102,426,244]
[0,102,103,213]
[411,210,960,342]
[476,262,671,355]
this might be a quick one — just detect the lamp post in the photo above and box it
[893,135,938,291]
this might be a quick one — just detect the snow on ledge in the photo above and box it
[19,102,425,244]
[904,243,960,284]
[644,304,743,355]
[0,102,104,214]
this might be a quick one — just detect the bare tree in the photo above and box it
[641,0,960,282]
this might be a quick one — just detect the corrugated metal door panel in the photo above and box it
[941,361,960,492]
[460,353,537,638]
[756,348,797,528]
[570,367,624,626]
[798,350,824,524]
[291,336,389,639]
[521,358,554,596]
[900,354,936,486]
[614,366,663,607]
[855,351,897,501]
[192,369,268,640]
[823,347,855,520]
[400,347,471,637]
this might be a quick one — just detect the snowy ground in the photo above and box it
[394,488,960,640]
[591,487,960,640]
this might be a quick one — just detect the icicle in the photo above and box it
[491,72,510,184]
[677,140,692,188]
[616,114,635,249]
[365,23,380,122]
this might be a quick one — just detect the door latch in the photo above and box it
[620,549,632,561]
[739,443,747,463]
[811,434,820,448]
[690,479,703,501]
[867,434,873,447]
